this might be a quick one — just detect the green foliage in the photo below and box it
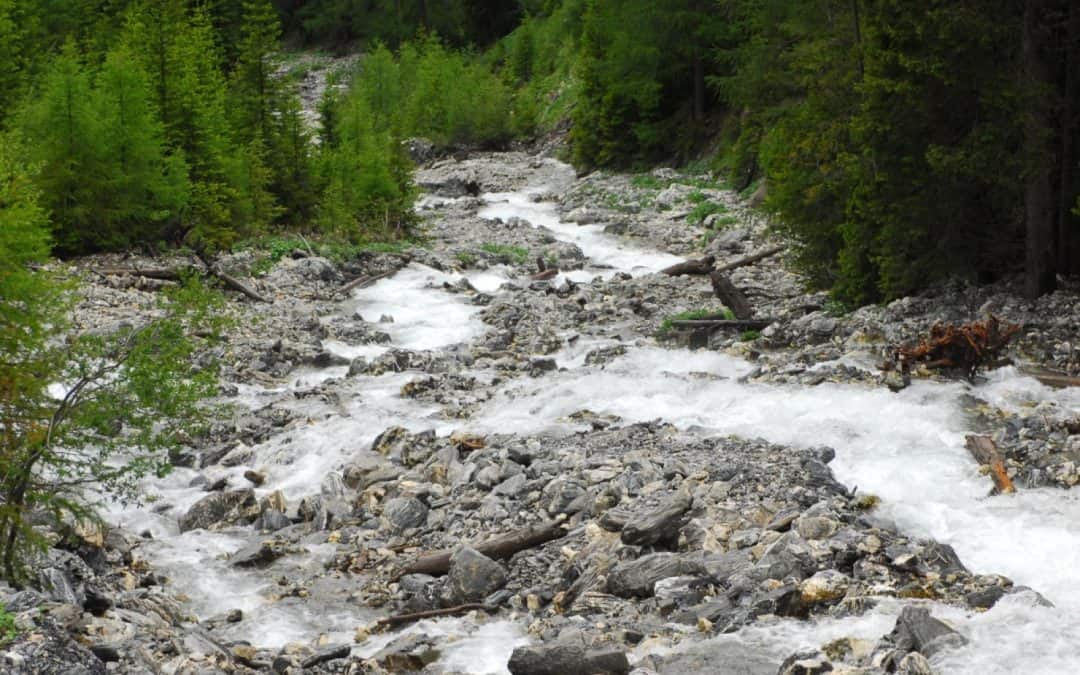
[0,604,15,644]
[657,307,734,337]
[738,329,760,342]
[402,37,513,147]
[631,174,668,190]
[715,0,1031,305]
[688,200,726,225]
[455,251,478,267]
[480,243,529,264]
[0,0,29,128]
[287,0,523,51]
[318,84,415,241]
[0,136,223,580]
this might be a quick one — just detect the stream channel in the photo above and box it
[110,157,1080,674]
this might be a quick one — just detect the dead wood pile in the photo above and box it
[885,315,1021,380]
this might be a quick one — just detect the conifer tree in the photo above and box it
[17,44,102,254]
[92,46,190,248]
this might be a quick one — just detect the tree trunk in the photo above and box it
[1023,0,1059,298]
[851,0,865,81]
[692,52,705,121]
[1060,1,1080,275]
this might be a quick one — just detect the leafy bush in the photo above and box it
[0,604,15,645]
[688,201,727,225]
[657,307,734,337]
[480,242,529,264]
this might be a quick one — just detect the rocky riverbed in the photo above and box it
[2,151,1078,675]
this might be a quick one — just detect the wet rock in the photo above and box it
[370,633,441,671]
[507,643,630,675]
[382,497,429,533]
[966,585,1006,609]
[777,651,833,675]
[230,541,288,568]
[301,644,351,668]
[443,546,507,604]
[896,652,934,675]
[252,510,292,532]
[179,488,257,532]
[798,570,850,606]
[639,640,776,675]
[885,606,967,660]
[621,493,692,546]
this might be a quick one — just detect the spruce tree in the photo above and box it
[17,44,102,254]
[93,46,190,249]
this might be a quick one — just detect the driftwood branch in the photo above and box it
[209,265,271,303]
[337,270,395,295]
[714,245,784,273]
[399,520,567,577]
[96,264,270,303]
[661,255,716,276]
[1020,366,1080,389]
[964,435,1016,495]
[709,271,754,320]
[375,604,494,628]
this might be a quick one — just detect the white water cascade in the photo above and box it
[110,159,1079,674]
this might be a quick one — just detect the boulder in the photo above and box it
[621,493,692,546]
[179,489,256,532]
[443,546,507,604]
[507,644,630,675]
[607,553,702,599]
[886,606,967,660]
[382,497,429,533]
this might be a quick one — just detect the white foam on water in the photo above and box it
[355,618,529,675]
[468,347,1080,673]
[343,263,495,351]
[104,169,1080,671]
[479,191,683,275]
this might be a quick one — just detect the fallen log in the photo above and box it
[375,603,495,628]
[1020,366,1080,389]
[337,269,395,295]
[964,435,1016,494]
[399,520,567,577]
[96,264,271,303]
[530,269,559,281]
[709,271,754,320]
[209,264,271,303]
[714,245,784,273]
[669,319,773,330]
[96,266,184,280]
[661,255,715,276]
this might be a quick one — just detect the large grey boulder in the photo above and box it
[179,489,256,532]
[507,643,629,675]
[443,546,507,604]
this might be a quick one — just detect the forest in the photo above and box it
[0,0,1077,305]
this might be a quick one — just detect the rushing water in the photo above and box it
[111,160,1080,673]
